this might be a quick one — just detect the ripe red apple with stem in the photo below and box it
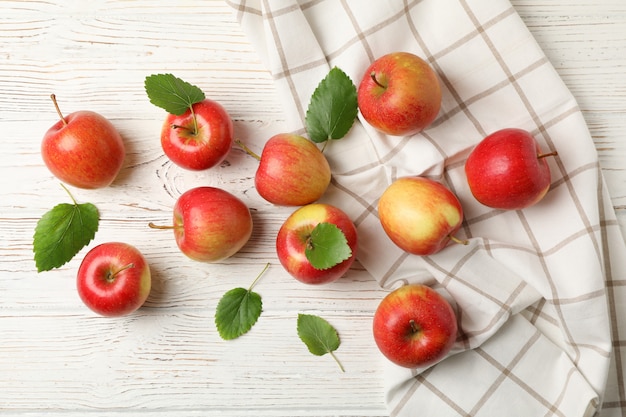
[378,177,468,256]
[161,99,233,170]
[373,284,457,368]
[357,52,442,136]
[41,94,125,189]
[77,242,151,317]
[276,203,357,285]
[149,186,253,262]
[237,134,331,206]
[465,128,558,210]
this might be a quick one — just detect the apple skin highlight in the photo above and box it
[276,203,358,285]
[161,99,233,171]
[465,128,557,210]
[255,134,331,206]
[77,242,151,317]
[172,187,253,263]
[357,52,442,136]
[372,284,457,369]
[42,106,125,189]
[378,177,465,256]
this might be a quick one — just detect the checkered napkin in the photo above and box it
[226,0,626,415]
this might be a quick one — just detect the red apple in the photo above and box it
[373,284,457,368]
[276,203,358,285]
[378,177,467,255]
[465,128,558,210]
[245,133,331,206]
[357,52,442,136]
[77,242,151,317]
[161,99,233,170]
[149,186,253,262]
[41,94,125,189]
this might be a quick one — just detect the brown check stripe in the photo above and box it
[226,0,626,415]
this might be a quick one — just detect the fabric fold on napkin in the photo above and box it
[226,1,626,416]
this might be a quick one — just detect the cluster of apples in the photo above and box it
[358,52,558,369]
[38,79,360,317]
[40,50,558,371]
[41,94,151,316]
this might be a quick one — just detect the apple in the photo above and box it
[76,242,151,317]
[378,177,467,255]
[372,284,457,368]
[149,186,253,262]
[161,99,233,170]
[357,52,442,136]
[276,203,358,285]
[41,94,125,189]
[239,133,331,206]
[465,128,558,210]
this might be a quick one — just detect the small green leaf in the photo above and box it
[215,288,262,340]
[305,66,358,143]
[144,73,205,115]
[305,222,352,270]
[297,313,344,372]
[215,263,269,340]
[33,185,99,272]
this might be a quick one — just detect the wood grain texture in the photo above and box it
[1,1,625,416]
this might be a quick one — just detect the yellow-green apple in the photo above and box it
[465,128,558,210]
[77,242,151,317]
[276,203,357,284]
[161,99,233,170]
[372,284,457,368]
[378,177,467,255]
[357,52,441,136]
[41,94,125,189]
[149,186,252,262]
[243,133,331,206]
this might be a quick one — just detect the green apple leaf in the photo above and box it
[33,185,99,272]
[305,66,358,143]
[215,288,262,340]
[297,313,344,372]
[144,73,205,115]
[215,263,269,340]
[305,222,352,270]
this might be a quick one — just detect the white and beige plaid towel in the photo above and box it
[226,1,626,416]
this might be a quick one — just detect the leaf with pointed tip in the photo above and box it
[215,287,263,340]
[214,263,270,340]
[305,67,358,143]
[144,73,205,115]
[305,222,352,270]
[33,197,99,272]
[297,313,345,372]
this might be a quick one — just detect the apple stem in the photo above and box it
[170,105,199,136]
[235,139,261,161]
[538,150,558,159]
[248,262,271,292]
[449,235,469,246]
[59,183,78,205]
[107,263,135,282]
[409,319,421,334]
[329,351,345,373]
[370,71,386,89]
[50,94,68,127]
[190,105,199,136]
[148,222,177,230]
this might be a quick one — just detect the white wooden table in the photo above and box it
[2,1,625,416]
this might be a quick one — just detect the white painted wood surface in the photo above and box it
[1,1,624,416]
